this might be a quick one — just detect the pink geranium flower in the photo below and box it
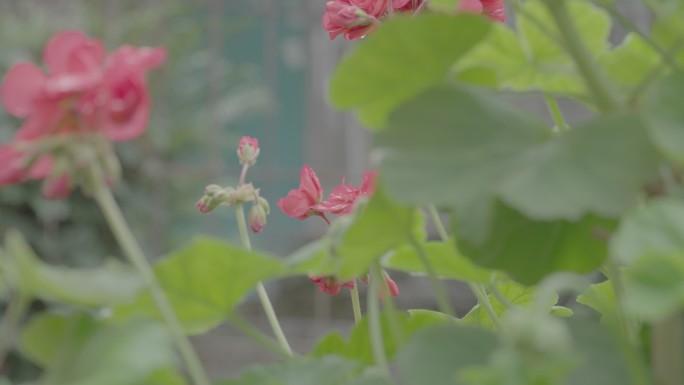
[322,1,378,41]
[314,171,377,215]
[310,276,355,296]
[277,164,325,220]
[0,30,166,198]
[458,0,506,22]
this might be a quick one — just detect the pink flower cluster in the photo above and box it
[278,165,398,297]
[0,30,166,197]
[277,164,376,222]
[323,0,424,40]
[323,0,505,41]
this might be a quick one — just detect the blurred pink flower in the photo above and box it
[323,1,378,41]
[310,276,355,296]
[458,0,506,22]
[277,164,325,220]
[0,30,166,198]
[314,171,377,215]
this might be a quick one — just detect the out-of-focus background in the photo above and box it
[0,0,652,380]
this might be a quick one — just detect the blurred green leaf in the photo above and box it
[461,276,559,328]
[3,230,143,306]
[456,202,615,285]
[334,190,424,279]
[600,34,660,87]
[310,311,450,366]
[341,368,395,385]
[610,198,684,265]
[330,14,491,129]
[500,114,661,220]
[623,253,684,321]
[217,356,359,385]
[577,280,617,325]
[385,240,491,283]
[114,237,285,334]
[20,312,176,385]
[395,324,497,385]
[644,72,684,164]
[377,85,548,210]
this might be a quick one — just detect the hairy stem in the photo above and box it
[408,234,455,316]
[544,94,569,131]
[94,185,210,385]
[235,203,293,356]
[228,313,293,359]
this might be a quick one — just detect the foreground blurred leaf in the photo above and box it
[3,230,143,307]
[377,85,548,210]
[330,14,491,129]
[456,202,615,285]
[217,356,359,385]
[577,280,617,325]
[395,324,497,385]
[500,114,660,220]
[20,312,176,385]
[385,240,491,283]
[611,198,684,320]
[643,72,684,164]
[461,275,560,328]
[115,237,285,334]
[310,310,448,366]
[335,190,424,279]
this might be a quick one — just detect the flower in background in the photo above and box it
[237,136,260,166]
[457,0,506,22]
[310,276,355,296]
[0,30,166,198]
[323,1,379,41]
[277,164,325,220]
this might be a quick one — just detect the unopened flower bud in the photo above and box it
[214,187,237,204]
[256,196,270,214]
[196,195,219,214]
[204,184,222,196]
[237,136,260,166]
[249,203,268,233]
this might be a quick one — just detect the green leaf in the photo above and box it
[519,0,611,60]
[377,85,548,209]
[334,190,424,279]
[456,202,615,285]
[385,240,491,283]
[600,33,660,87]
[565,317,638,385]
[500,114,661,220]
[395,324,497,385]
[4,230,143,307]
[20,312,176,385]
[341,368,395,385]
[115,237,285,334]
[428,0,460,12]
[310,311,449,366]
[329,14,491,129]
[461,276,559,328]
[610,198,684,265]
[644,72,684,164]
[218,356,360,385]
[623,253,684,321]
[577,280,617,325]
[407,309,457,325]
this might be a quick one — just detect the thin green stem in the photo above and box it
[228,313,293,359]
[469,283,502,329]
[427,205,499,327]
[350,279,362,324]
[546,0,620,112]
[368,265,389,374]
[0,293,28,369]
[603,260,651,385]
[93,184,210,385]
[544,94,569,132]
[408,235,455,316]
[427,205,449,242]
[235,203,293,356]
